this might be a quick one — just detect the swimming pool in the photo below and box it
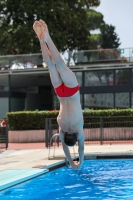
[1,159,133,199]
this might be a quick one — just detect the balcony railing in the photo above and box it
[72,48,133,65]
[0,48,133,71]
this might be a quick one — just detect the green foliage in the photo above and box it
[0,0,106,54]
[7,109,133,130]
[86,8,104,49]
[89,23,121,50]
[87,9,104,30]
[0,0,90,54]
[7,110,59,130]
[100,24,121,49]
[89,34,101,49]
[84,0,100,8]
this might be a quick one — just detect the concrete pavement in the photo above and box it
[1,144,133,170]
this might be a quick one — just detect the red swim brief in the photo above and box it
[54,84,79,97]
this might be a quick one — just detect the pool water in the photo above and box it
[1,159,133,200]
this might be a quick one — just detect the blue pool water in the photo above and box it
[1,159,133,200]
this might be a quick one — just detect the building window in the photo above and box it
[74,71,82,86]
[85,70,113,86]
[115,93,129,108]
[0,98,9,119]
[0,75,9,91]
[53,95,60,110]
[115,69,129,85]
[131,93,133,108]
[80,94,83,109]
[84,93,114,109]
[131,69,133,84]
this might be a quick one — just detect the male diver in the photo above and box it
[33,20,84,169]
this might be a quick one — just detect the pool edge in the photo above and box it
[0,160,66,192]
[1,153,133,192]
[0,169,49,192]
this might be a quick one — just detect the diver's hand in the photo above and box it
[70,161,81,169]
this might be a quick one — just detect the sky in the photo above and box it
[95,0,133,48]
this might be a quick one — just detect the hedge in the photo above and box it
[7,109,133,130]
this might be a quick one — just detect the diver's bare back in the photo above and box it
[57,91,84,132]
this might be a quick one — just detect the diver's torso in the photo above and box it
[57,91,84,132]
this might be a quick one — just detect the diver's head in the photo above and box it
[64,132,77,146]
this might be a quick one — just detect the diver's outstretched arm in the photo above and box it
[60,130,80,169]
[77,130,84,167]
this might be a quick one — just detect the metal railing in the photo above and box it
[72,48,133,65]
[0,53,43,70]
[0,48,133,70]
[45,118,59,148]
[45,116,133,147]
[0,119,8,149]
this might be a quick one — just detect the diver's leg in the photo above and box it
[39,20,78,88]
[33,21,62,88]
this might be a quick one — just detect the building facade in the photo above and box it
[0,49,133,119]
[54,63,133,110]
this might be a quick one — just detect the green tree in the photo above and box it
[87,9,104,31]
[100,24,121,49]
[0,0,103,55]
[87,9,104,49]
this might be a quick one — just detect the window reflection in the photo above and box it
[115,69,129,85]
[80,95,83,109]
[115,93,129,108]
[132,69,133,84]
[11,98,25,112]
[0,98,9,119]
[85,70,113,86]
[74,72,82,86]
[84,93,114,109]
[53,95,60,110]
[0,75,9,91]
[131,93,133,108]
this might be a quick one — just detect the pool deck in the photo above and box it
[1,144,133,191]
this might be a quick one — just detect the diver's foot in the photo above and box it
[33,21,44,40]
[39,19,50,42]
